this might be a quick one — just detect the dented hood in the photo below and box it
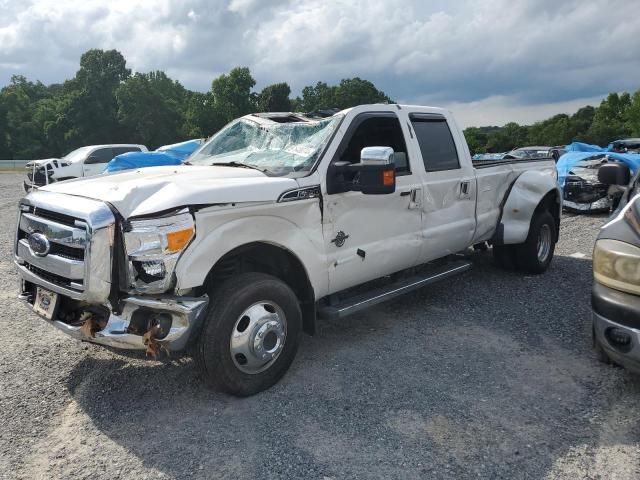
[39,165,298,218]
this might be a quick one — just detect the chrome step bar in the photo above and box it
[318,259,472,321]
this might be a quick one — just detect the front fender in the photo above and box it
[175,204,327,298]
[499,170,561,245]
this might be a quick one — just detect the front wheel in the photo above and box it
[515,211,557,274]
[195,272,302,396]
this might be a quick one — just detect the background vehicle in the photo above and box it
[592,163,640,372]
[563,156,625,212]
[611,138,640,153]
[15,105,561,396]
[504,146,553,159]
[104,139,203,173]
[557,143,640,213]
[24,144,147,190]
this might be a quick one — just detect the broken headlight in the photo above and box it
[593,239,640,296]
[124,210,195,293]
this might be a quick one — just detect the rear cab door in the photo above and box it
[404,108,477,262]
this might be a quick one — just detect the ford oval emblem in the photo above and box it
[28,232,50,257]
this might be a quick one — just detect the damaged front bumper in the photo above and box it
[18,278,208,352]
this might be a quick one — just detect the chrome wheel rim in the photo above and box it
[537,224,552,262]
[230,301,287,374]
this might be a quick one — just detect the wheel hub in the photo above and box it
[537,223,552,262]
[230,301,287,374]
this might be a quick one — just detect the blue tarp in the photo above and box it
[556,150,640,188]
[104,139,202,173]
[564,142,609,153]
[156,139,202,159]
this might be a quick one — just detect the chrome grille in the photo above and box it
[14,190,115,303]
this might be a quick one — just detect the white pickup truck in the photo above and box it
[24,144,147,191]
[15,105,561,395]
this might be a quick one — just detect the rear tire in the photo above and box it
[195,272,302,396]
[514,211,556,274]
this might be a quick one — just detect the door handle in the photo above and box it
[460,181,470,195]
[409,188,421,209]
[400,191,411,196]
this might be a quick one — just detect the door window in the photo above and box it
[410,116,460,172]
[85,148,114,164]
[112,146,141,156]
[339,114,410,174]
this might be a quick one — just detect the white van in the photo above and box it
[24,144,147,190]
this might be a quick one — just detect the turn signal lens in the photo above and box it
[383,169,395,186]
[166,227,194,253]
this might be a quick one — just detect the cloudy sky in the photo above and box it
[1,0,639,126]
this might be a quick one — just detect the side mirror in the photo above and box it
[598,162,630,186]
[351,147,396,195]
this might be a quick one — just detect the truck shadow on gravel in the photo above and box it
[64,253,640,479]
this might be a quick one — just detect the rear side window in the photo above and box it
[113,146,141,156]
[85,148,114,164]
[410,117,460,171]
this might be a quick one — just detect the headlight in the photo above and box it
[124,210,195,293]
[624,202,640,236]
[593,239,640,295]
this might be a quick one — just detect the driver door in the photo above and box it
[323,112,423,293]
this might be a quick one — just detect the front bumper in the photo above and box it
[593,312,640,373]
[562,197,610,213]
[18,279,208,351]
[592,282,640,373]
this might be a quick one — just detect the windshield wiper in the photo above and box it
[210,161,271,175]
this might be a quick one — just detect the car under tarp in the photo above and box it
[557,149,640,189]
[104,139,202,173]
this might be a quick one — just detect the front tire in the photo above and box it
[514,211,556,274]
[195,272,302,396]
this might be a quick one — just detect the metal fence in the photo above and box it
[0,160,28,170]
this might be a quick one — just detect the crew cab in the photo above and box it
[15,105,561,395]
[24,144,147,190]
[592,163,640,371]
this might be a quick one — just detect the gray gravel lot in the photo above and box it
[1,172,639,479]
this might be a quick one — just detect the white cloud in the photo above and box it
[441,94,606,128]
[0,0,639,126]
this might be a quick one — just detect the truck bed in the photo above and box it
[472,156,556,243]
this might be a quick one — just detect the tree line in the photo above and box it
[1,48,639,159]
[465,91,640,154]
[0,49,390,159]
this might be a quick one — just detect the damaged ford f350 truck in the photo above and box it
[15,105,561,395]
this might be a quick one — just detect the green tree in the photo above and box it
[463,127,489,155]
[256,82,291,112]
[65,49,131,146]
[294,78,391,111]
[183,91,219,138]
[624,90,640,137]
[211,67,256,127]
[116,71,187,149]
[333,77,391,109]
[587,93,631,145]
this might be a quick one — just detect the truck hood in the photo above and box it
[39,165,299,218]
[25,158,59,168]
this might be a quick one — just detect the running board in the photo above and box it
[318,259,472,321]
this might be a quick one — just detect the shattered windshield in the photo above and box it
[189,115,343,176]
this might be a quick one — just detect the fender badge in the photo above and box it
[331,231,349,247]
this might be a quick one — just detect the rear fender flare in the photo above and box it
[498,170,561,245]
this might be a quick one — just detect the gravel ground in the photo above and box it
[1,172,639,479]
